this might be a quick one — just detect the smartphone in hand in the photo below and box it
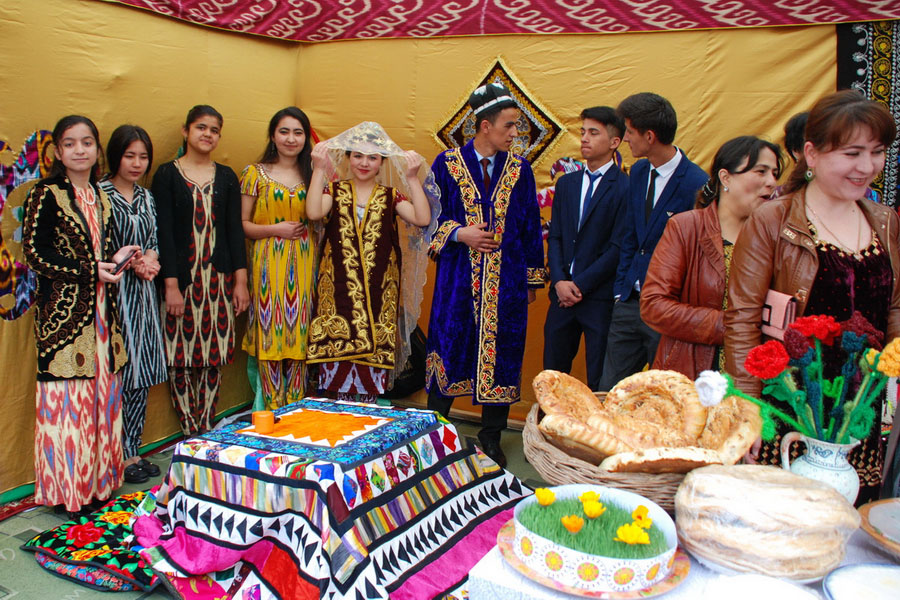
[113,249,138,275]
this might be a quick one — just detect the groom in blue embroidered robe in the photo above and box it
[425,83,546,468]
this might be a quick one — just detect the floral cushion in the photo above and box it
[21,491,159,592]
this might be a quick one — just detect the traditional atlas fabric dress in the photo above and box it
[100,179,167,458]
[22,177,127,511]
[240,164,315,408]
[153,160,245,435]
[306,180,405,401]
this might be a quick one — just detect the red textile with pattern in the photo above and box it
[100,1,900,41]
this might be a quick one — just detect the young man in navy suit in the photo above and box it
[544,107,629,390]
[597,93,708,391]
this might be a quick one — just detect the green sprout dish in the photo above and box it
[518,497,668,559]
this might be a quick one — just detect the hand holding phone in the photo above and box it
[113,248,138,275]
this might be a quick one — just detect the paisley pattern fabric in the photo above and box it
[34,186,123,511]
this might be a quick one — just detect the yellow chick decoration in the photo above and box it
[632,505,653,529]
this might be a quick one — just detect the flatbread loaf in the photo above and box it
[698,396,762,465]
[533,370,604,420]
[538,413,627,464]
[599,446,725,473]
[675,465,859,580]
[606,370,708,441]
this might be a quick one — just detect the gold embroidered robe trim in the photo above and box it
[443,148,522,402]
[23,178,127,379]
[307,181,401,369]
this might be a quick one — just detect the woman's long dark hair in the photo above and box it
[50,115,102,183]
[259,107,313,186]
[105,125,153,179]
[181,104,223,154]
[696,136,783,208]
[783,90,896,195]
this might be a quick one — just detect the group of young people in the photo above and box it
[22,84,899,517]
[544,89,898,504]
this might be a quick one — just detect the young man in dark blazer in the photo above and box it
[544,107,629,390]
[597,93,708,391]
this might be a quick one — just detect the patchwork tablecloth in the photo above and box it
[136,399,527,599]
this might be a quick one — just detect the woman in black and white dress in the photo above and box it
[99,125,167,483]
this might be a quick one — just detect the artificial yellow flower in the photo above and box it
[579,491,599,504]
[876,339,900,377]
[866,348,879,368]
[632,505,653,529]
[583,500,607,519]
[561,514,584,534]
[614,522,650,545]
[535,488,556,506]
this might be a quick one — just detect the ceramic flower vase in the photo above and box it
[781,432,861,503]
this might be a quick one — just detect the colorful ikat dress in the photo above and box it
[240,164,316,406]
[33,186,124,511]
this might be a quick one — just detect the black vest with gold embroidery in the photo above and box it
[307,180,402,369]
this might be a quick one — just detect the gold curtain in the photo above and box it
[0,0,834,494]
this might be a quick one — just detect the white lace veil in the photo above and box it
[318,122,441,387]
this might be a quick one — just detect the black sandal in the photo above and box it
[124,463,149,484]
[137,458,161,477]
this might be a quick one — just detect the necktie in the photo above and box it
[580,171,601,230]
[480,158,491,194]
[644,168,659,222]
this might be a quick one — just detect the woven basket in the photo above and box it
[522,403,685,512]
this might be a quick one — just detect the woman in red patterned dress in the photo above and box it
[23,115,140,517]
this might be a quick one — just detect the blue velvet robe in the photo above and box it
[425,141,545,405]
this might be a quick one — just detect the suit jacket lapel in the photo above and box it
[579,166,617,229]
[646,152,686,233]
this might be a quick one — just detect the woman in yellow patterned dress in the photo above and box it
[241,107,316,408]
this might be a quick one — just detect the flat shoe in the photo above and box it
[137,458,161,477]
[124,463,149,484]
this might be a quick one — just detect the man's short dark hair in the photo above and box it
[476,105,514,130]
[617,93,677,145]
[783,111,808,160]
[580,106,625,140]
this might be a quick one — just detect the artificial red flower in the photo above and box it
[783,328,812,359]
[65,523,104,548]
[841,311,884,350]
[744,340,790,379]
[789,315,842,345]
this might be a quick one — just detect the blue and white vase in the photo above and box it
[781,432,860,503]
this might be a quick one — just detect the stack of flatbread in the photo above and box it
[675,465,859,579]
[533,370,761,473]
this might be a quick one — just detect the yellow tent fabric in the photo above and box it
[0,0,835,495]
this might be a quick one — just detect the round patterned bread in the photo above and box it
[538,413,629,464]
[599,446,725,474]
[698,396,762,465]
[533,370,605,421]
[606,370,708,441]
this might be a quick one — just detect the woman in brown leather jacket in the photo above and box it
[641,136,781,380]
[724,90,898,503]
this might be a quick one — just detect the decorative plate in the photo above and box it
[823,563,900,600]
[497,521,690,599]
[858,498,900,561]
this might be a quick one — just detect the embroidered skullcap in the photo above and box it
[468,83,517,115]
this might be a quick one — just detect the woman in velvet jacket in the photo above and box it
[641,136,781,380]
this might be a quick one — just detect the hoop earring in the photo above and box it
[805,169,814,182]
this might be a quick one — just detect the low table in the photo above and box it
[137,399,527,599]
